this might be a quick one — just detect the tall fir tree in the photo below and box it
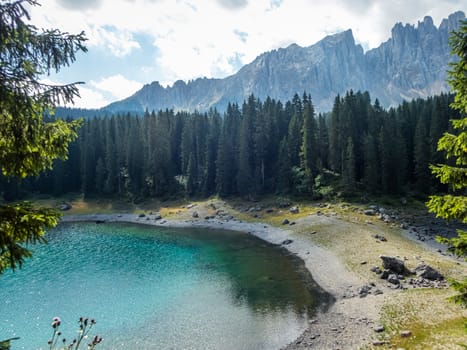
[426,19,467,306]
[300,94,318,193]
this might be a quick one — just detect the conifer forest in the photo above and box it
[2,91,458,201]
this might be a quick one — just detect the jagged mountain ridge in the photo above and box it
[103,11,465,114]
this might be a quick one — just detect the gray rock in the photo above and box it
[192,211,199,218]
[282,219,290,225]
[371,266,382,274]
[153,213,162,220]
[374,234,387,242]
[380,270,389,280]
[289,206,299,214]
[59,203,72,211]
[387,274,400,285]
[414,264,444,281]
[374,325,385,333]
[400,330,412,337]
[282,239,293,245]
[380,255,410,275]
[359,285,372,297]
[372,340,387,346]
[364,209,376,216]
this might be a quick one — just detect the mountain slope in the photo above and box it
[103,11,465,114]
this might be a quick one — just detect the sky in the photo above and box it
[27,0,467,109]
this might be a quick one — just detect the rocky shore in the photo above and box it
[61,200,466,349]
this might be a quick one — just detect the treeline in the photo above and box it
[1,91,459,201]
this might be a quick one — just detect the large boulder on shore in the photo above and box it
[380,255,411,275]
[414,264,444,281]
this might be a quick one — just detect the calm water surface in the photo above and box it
[0,222,329,350]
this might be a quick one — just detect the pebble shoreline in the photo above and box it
[62,212,378,349]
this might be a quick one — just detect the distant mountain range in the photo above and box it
[102,11,465,114]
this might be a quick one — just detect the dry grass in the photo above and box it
[229,200,466,281]
[377,289,467,349]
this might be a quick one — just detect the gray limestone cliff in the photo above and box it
[103,11,465,114]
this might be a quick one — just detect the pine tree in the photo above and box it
[426,20,467,306]
[277,137,292,193]
[299,95,317,193]
[342,137,356,192]
[216,103,240,196]
[317,114,329,170]
[202,110,221,195]
[95,157,106,194]
[414,114,431,194]
[363,134,379,193]
[329,95,342,172]
[237,96,256,196]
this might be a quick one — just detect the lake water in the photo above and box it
[0,222,329,350]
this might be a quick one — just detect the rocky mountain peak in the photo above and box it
[103,11,465,114]
[440,11,465,33]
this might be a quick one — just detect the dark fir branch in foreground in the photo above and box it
[0,0,86,274]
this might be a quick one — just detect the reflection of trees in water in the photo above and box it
[202,237,333,316]
[57,223,333,317]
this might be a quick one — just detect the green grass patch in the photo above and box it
[380,288,467,349]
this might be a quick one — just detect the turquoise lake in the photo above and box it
[0,222,329,349]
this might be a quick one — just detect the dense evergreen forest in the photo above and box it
[1,91,459,201]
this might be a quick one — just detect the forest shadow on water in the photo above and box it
[195,228,334,315]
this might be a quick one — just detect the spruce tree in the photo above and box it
[362,134,379,193]
[300,95,317,193]
[426,20,467,306]
[237,96,256,196]
[329,95,342,172]
[414,114,431,194]
[277,137,292,194]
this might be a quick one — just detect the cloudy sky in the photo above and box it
[28,0,466,109]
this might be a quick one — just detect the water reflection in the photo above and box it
[0,222,332,350]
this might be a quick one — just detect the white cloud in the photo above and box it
[73,86,110,109]
[90,74,143,100]
[30,0,467,106]
[88,26,141,57]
